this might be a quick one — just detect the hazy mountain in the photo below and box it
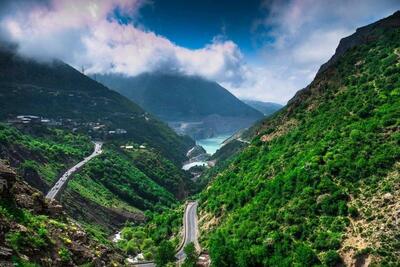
[199,11,400,266]
[0,45,193,163]
[242,100,283,116]
[95,73,264,139]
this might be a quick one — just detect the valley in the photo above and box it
[0,2,399,267]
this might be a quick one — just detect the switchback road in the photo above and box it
[46,141,103,200]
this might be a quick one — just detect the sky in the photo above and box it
[0,0,399,104]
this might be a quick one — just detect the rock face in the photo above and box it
[0,162,125,266]
[285,11,400,122]
[0,163,15,198]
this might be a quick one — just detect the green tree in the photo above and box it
[182,243,198,267]
[154,240,175,267]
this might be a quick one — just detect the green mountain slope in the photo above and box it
[0,124,192,232]
[0,47,193,164]
[199,11,400,266]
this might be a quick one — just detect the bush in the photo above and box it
[182,243,198,267]
[324,250,342,266]
[154,240,175,267]
[58,247,72,262]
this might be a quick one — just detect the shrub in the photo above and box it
[324,250,342,266]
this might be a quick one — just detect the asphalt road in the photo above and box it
[176,201,200,261]
[45,141,103,200]
[131,202,199,266]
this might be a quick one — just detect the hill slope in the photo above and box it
[0,46,193,163]
[199,11,400,266]
[0,124,193,232]
[96,73,264,139]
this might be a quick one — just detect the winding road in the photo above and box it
[133,201,199,266]
[45,141,103,200]
[176,201,200,261]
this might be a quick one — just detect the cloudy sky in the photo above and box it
[0,0,398,104]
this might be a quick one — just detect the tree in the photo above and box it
[155,240,175,267]
[182,243,198,267]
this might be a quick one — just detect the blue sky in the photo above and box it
[0,0,399,103]
[137,0,264,53]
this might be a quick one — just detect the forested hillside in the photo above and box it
[199,11,400,266]
[0,46,193,164]
[0,124,192,233]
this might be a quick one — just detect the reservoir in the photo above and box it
[196,134,231,155]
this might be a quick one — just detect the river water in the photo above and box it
[196,134,231,155]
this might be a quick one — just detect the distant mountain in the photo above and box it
[242,100,283,116]
[95,73,264,139]
[0,45,193,163]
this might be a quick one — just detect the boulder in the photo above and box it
[383,193,394,203]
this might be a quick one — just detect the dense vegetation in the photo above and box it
[0,124,191,238]
[122,146,193,198]
[116,205,184,262]
[0,123,92,186]
[199,16,400,266]
[69,148,176,212]
[0,47,193,163]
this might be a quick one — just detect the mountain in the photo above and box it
[242,100,283,116]
[0,44,196,237]
[0,46,193,164]
[198,11,400,266]
[95,73,264,139]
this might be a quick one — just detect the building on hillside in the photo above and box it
[115,128,127,134]
[108,129,127,135]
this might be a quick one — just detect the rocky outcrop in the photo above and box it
[0,162,15,198]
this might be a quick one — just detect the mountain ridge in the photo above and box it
[242,100,283,116]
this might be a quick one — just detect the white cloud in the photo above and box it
[236,0,400,104]
[0,0,247,85]
[0,0,398,104]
